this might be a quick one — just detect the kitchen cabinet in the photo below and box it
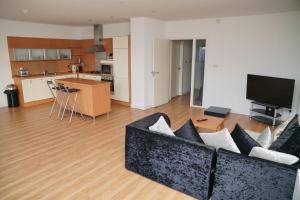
[30,49,45,60]
[13,48,30,61]
[22,78,51,103]
[45,49,58,60]
[113,36,128,49]
[59,49,71,59]
[113,77,129,102]
[113,49,128,78]
[21,74,77,103]
[112,36,129,102]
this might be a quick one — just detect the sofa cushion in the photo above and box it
[249,147,299,165]
[270,125,300,157]
[273,115,299,141]
[200,128,240,153]
[231,124,261,155]
[175,119,204,143]
[246,127,273,148]
[149,116,175,136]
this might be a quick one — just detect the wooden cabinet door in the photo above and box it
[113,49,128,78]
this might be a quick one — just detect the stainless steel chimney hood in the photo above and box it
[88,24,105,52]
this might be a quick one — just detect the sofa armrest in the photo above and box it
[212,148,298,200]
[127,112,171,130]
[125,125,216,200]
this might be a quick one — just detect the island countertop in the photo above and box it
[57,78,108,86]
[55,78,111,119]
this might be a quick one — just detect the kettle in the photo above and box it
[70,64,78,73]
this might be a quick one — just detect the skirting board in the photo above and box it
[23,98,53,107]
[111,99,130,107]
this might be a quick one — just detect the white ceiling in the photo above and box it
[0,0,299,25]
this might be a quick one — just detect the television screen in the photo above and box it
[246,74,295,108]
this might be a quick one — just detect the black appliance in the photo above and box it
[101,75,114,92]
[204,106,231,118]
[246,74,295,109]
[101,64,112,75]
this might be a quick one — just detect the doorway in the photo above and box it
[191,39,206,107]
[170,40,193,99]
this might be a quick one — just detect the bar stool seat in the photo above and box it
[60,86,85,123]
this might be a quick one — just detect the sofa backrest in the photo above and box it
[269,114,299,156]
[125,112,216,200]
[212,148,298,200]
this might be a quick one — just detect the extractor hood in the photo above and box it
[88,24,105,52]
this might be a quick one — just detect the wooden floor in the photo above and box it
[0,95,266,200]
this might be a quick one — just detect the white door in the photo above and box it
[171,41,183,98]
[153,39,171,107]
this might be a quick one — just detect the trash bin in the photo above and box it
[3,84,19,107]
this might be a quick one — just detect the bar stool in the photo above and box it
[47,81,63,117]
[60,86,85,123]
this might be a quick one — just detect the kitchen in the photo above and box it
[7,24,130,120]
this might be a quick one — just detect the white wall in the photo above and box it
[130,17,165,109]
[103,22,130,37]
[166,11,300,115]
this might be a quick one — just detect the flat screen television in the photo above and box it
[246,74,295,108]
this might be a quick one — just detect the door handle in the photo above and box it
[178,67,182,70]
[151,71,159,75]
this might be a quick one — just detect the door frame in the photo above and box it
[169,40,184,98]
[190,38,207,108]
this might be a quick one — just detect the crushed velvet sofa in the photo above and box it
[212,114,300,200]
[125,113,216,200]
[125,112,299,200]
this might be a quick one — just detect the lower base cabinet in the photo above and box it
[112,77,129,102]
[20,74,77,103]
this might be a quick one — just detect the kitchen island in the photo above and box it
[55,78,111,120]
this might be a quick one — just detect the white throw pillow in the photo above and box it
[149,116,175,136]
[249,147,299,165]
[245,127,272,148]
[199,128,241,153]
[245,130,260,141]
[256,127,272,148]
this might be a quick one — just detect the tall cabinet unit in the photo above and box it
[112,36,130,103]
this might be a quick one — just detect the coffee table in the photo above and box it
[192,112,225,132]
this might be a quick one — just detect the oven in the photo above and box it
[101,64,113,75]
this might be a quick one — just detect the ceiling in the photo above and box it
[0,0,299,25]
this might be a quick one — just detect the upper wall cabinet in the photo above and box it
[113,36,128,49]
[13,48,30,61]
[10,48,71,61]
[59,49,71,59]
[45,49,58,60]
[30,49,44,60]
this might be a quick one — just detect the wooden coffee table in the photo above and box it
[192,112,225,132]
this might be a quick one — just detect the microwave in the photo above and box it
[101,64,113,75]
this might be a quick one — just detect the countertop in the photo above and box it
[56,78,110,86]
[12,71,102,79]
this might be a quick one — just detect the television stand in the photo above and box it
[250,101,282,127]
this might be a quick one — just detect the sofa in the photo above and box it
[125,112,299,200]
